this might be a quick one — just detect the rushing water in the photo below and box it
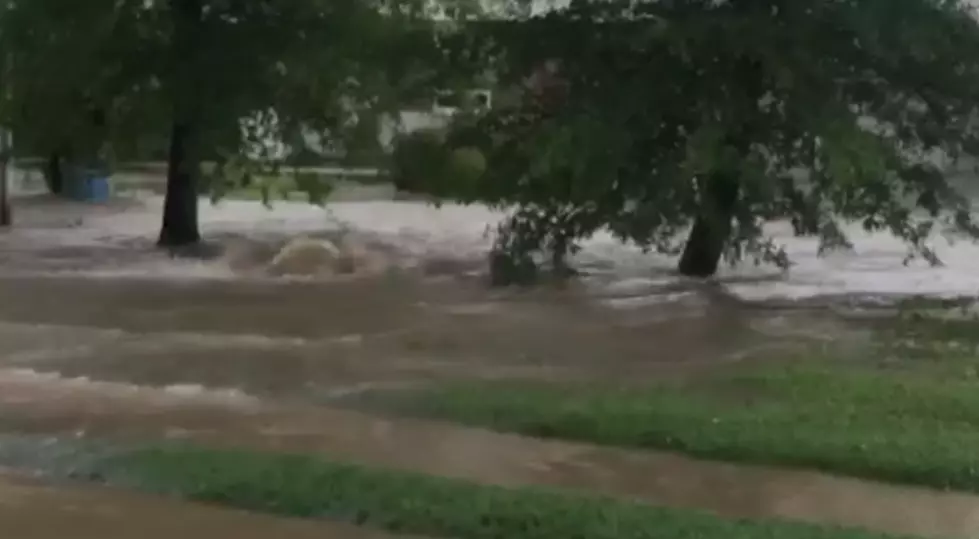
[0,471,412,539]
[1,374,979,539]
[2,188,979,538]
[5,183,979,301]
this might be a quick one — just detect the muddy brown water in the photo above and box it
[0,275,856,398]
[0,471,420,539]
[0,271,956,538]
[0,194,972,538]
[0,372,978,539]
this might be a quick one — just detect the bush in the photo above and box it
[444,147,487,192]
[390,129,447,193]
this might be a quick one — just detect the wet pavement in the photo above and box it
[0,472,418,539]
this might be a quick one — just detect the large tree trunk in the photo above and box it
[157,122,201,246]
[677,170,740,278]
[158,0,203,248]
[0,129,11,227]
[0,189,9,227]
[0,161,9,227]
[678,52,764,279]
[45,152,64,196]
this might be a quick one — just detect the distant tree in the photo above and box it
[0,0,445,246]
[0,0,158,197]
[156,0,451,247]
[440,0,979,282]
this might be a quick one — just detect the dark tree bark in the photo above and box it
[0,198,9,227]
[0,130,11,227]
[0,166,9,227]
[677,53,764,278]
[677,170,740,278]
[158,0,203,248]
[158,122,201,246]
[45,152,64,195]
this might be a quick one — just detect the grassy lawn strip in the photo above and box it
[388,363,979,493]
[95,445,904,539]
[217,174,323,202]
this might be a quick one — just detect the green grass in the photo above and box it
[867,308,979,364]
[110,166,389,202]
[880,302,979,344]
[387,362,979,493]
[217,169,396,201]
[93,445,906,539]
[221,174,310,202]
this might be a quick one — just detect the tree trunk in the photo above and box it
[0,161,9,227]
[0,129,11,227]
[677,52,764,279]
[0,191,9,228]
[158,122,201,246]
[46,152,64,195]
[677,170,740,278]
[158,0,203,248]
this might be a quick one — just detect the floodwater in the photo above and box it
[0,472,416,539]
[0,276,854,400]
[1,371,979,539]
[1,189,979,538]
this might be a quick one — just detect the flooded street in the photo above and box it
[0,472,414,539]
[1,367,979,539]
[0,276,852,401]
[2,190,979,537]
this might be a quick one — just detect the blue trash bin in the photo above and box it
[66,167,111,203]
[84,171,111,202]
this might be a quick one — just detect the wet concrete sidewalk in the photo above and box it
[0,472,416,539]
[0,371,978,539]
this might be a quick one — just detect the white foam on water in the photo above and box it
[0,368,261,409]
[726,222,979,301]
[60,260,239,281]
[0,321,316,355]
[600,291,698,310]
[6,193,979,302]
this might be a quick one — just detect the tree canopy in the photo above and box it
[0,0,447,243]
[430,0,979,280]
[0,0,159,163]
[4,0,979,279]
